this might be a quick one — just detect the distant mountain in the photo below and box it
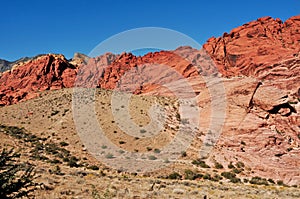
[0,59,12,72]
[0,57,32,73]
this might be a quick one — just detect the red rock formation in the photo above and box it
[1,15,300,106]
[203,16,300,78]
[75,47,201,94]
[0,54,77,105]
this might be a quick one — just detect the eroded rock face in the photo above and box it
[74,47,202,93]
[0,54,77,105]
[203,16,300,79]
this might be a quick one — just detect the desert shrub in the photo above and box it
[221,171,236,179]
[184,170,203,180]
[249,176,269,186]
[87,165,99,170]
[211,174,223,182]
[230,177,241,183]
[119,141,126,145]
[221,171,240,183]
[232,168,242,174]
[181,151,187,157]
[148,155,157,160]
[49,165,63,175]
[105,153,114,159]
[228,162,235,169]
[140,129,147,134]
[153,149,161,154]
[48,159,61,164]
[59,141,69,147]
[0,148,37,198]
[168,172,182,180]
[214,162,224,169]
[277,180,284,186]
[67,156,79,167]
[268,178,275,184]
[146,147,152,151]
[235,161,245,168]
[44,143,59,155]
[202,173,211,180]
[192,159,210,168]
[50,110,59,116]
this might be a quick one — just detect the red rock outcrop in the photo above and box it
[0,54,77,105]
[75,47,203,94]
[203,16,300,79]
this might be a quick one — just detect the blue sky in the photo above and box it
[1,0,299,61]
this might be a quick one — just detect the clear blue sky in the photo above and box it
[1,0,299,61]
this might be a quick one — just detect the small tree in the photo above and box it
[0,148,37,198]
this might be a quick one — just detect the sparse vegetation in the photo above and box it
[146,147,152,151]
[87,165,100,171]
[105,153,114,159]
[228,162,235,169]
[249,176,269,186]
[214,162,224,169]
[153,149,161,154]
[221,171,240,183]
[168,172,182,180]
[59,141,69,147]
[148,155,157,160]
[235,161,245,169]
[184,170,203,180]
[50,110,59,116]
[191,159,210,168]
[0,148,38,198]
[140,129,147,134]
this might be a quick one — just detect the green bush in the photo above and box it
[87,165,99,170]
[230,177,241,183]
[221,171,236,179]
[153,149,161,154]
[148,155,157,160]
[277,180,284,186]
[249,176,269,186]
[203,173,211,180]
[232,168,242,174]
[214,162,224,169]
[168,172,182,180]
[0,148,37,198]
[191,159,210,168]
[184,170,203,180]
[59,141,69,147]
[228,162,235,169]
[235,161,245,169]
[105,153,114,159]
